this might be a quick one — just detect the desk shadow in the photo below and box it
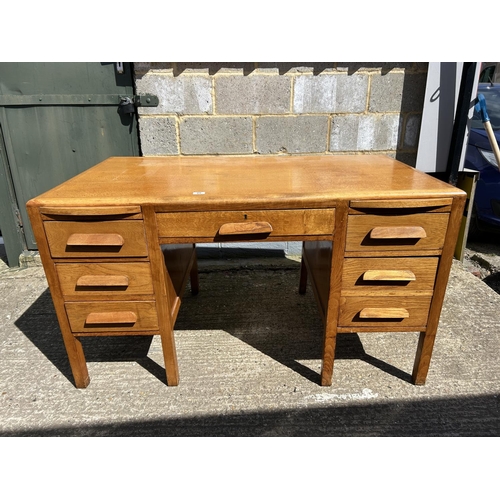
[14,265,413,387]
[14,288,160,386]
[3,392,498,436]
[175,264,413,384]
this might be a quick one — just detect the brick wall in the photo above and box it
[134,62,428,166]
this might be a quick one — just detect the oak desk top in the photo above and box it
[27,155,465,211]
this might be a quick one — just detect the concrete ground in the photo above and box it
[0,241,499,436]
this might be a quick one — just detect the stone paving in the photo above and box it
[0,244,499,436]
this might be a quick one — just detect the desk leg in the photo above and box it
[321,318,338,386]
[62,334,90,388]
[143,206,179,386]
[321,201,348,386]
[412,195,465,385]
[299,243,308,295]
[190,246,199,295]
[159,326,179,386]
[51,294,90,388]
[412,330,435,385]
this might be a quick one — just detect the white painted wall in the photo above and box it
[416,62,481,173]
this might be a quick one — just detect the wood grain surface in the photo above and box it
[27,155,465,211]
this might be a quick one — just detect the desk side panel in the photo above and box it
[302,241,332,321]
[25,201,90,388]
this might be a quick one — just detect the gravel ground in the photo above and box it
[461,232,500,295]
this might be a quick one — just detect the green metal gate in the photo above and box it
[0,62,156,267]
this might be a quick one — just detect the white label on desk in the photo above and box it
[193,191,205,195]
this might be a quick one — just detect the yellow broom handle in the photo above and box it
[483,120,500,171]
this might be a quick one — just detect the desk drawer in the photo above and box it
[345,213,449,252]
[157,209,334,239]
[56,263,154,298]
[341,257,438,296]
[65,301,158,333]
[44,220,148,258]
[339,296,432,328]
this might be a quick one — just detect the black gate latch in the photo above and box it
[119,96,135,115]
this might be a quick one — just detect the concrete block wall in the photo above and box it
[133,62,428,257]
[134,63,427,160]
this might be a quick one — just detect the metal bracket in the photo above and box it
[133,94,159,107]
[0,94,159,107]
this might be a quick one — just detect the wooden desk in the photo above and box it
[26,155,466,388]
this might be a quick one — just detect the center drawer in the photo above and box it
[156,209,335,239]
[44,220,148,258]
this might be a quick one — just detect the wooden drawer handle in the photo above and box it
[67,233,125,247]
[76,275,130,287]
[85,311,137,325]
[370,226,427,239]
[219,221,273,236]
[363,270,416,281]
[360,308,409,319]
